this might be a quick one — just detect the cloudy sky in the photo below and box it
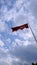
[0,0,37,65]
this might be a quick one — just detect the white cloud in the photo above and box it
[29,0,37,39]
[0,40,4,47]
[0,56,12,65]
[12,42,17,49]
[12,38,33,48]
[0,21,7,32]
[14,0,24,11]
[0,51,21,65]
[0,34,2,37]
[0,47,10,64]
[5,56,12,65]
[10,39,37,64]
[17,28,33,40]
[0,47,9,53]
[30,0,37,18]
[14,14,28,26]
[22,40,31,46]
[0,0,30,23]
[6,38,11,43]
[1,0,21,23]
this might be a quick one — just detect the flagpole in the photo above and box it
[28,24,37,43]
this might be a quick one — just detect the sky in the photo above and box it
[0,0,37,65]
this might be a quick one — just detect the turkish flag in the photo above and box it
[11,23,29,32]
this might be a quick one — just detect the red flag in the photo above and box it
[11,23,29,32]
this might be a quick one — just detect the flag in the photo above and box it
[11,23,29,32]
